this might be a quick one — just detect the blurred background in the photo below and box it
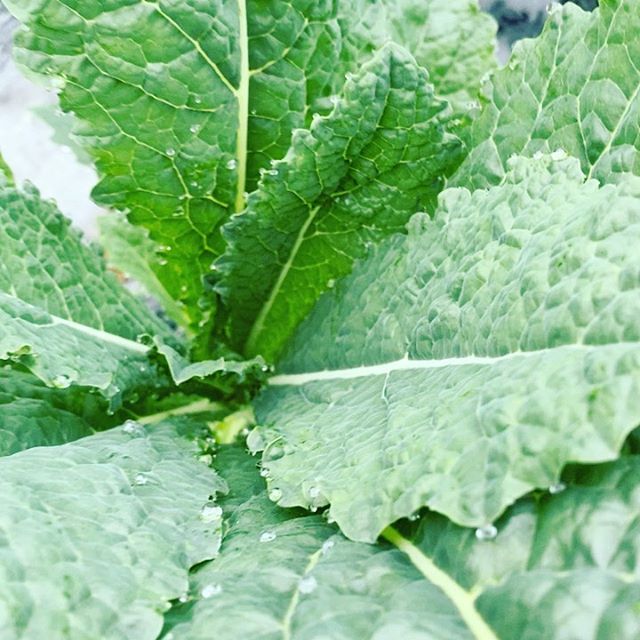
[0,0,598,236]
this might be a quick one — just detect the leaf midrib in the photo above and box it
[1,292,149,355]
[382,527,498,640]
[269,341,639,386]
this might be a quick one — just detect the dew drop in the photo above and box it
[475,524,497,541]
[194,96,202,104]
[226,159,237,170]
[201,583,223,599]
[180,285,188,294]
[190,124,200,134]
[551,148,567,161]
[321,539,334,555]
[326,279,336,289]
[178,593,189,603]
[259,467,270,478]
[133,473,148,486]
[122,420,144,436]
[268,488,283,502]
[52,374,71,389]
[200,503,223,523]
[261,364,270,373]
[259,530,277,543]
[408,513,420,522]
[166,147,176,157]
[309,486,320,499]
[158,258,168,266]
[549,482,566,495]
[298,575,317,594]
[250,108,257,115]
[189,181,199,189]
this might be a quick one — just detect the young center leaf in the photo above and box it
[251,154,640,542]
[3,0,425,333]
[164,448,640,639]
[0,420,226,640]
[452,0,640,190]
[217,43,463,361]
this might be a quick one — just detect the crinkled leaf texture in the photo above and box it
[164,447,640,639]
[217,43,463,361]
[4,0,450,331]
[382,0,497,114]
[452,0,640,189]
[252,155,640,541]
[0,420,226,640]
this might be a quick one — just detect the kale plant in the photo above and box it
[0,1,639,638]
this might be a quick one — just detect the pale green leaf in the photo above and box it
[217,43,463,360]
[165,449,640,639]
[252,155,640,541]
[0,420,226,640]
[451,0,640,190]
[4,0,410,330]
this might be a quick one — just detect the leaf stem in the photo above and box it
[137,398,224,425]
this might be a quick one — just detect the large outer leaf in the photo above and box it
[4,0,393,329]
[451,0,640,190]
[162,447,474,640]
[251,155,640,541]
[0,367,113,457]
[217,43,463,360]
[165,448,640,639]
[0,420,226,640]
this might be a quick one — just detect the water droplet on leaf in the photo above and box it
[226,159,237,170]
[201,583,222,598]
[549,482,566,494]
[190,124,200,134]
[321,539,334,555]
[259,530,277,543]
[298,575,317,594]
[166,147,176,157]
[52,374,71,389]
[133,474,148,486]
[200,503,223,522]
[475,524,497,541]
[122,420,144,437]
[268,488,282,502]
